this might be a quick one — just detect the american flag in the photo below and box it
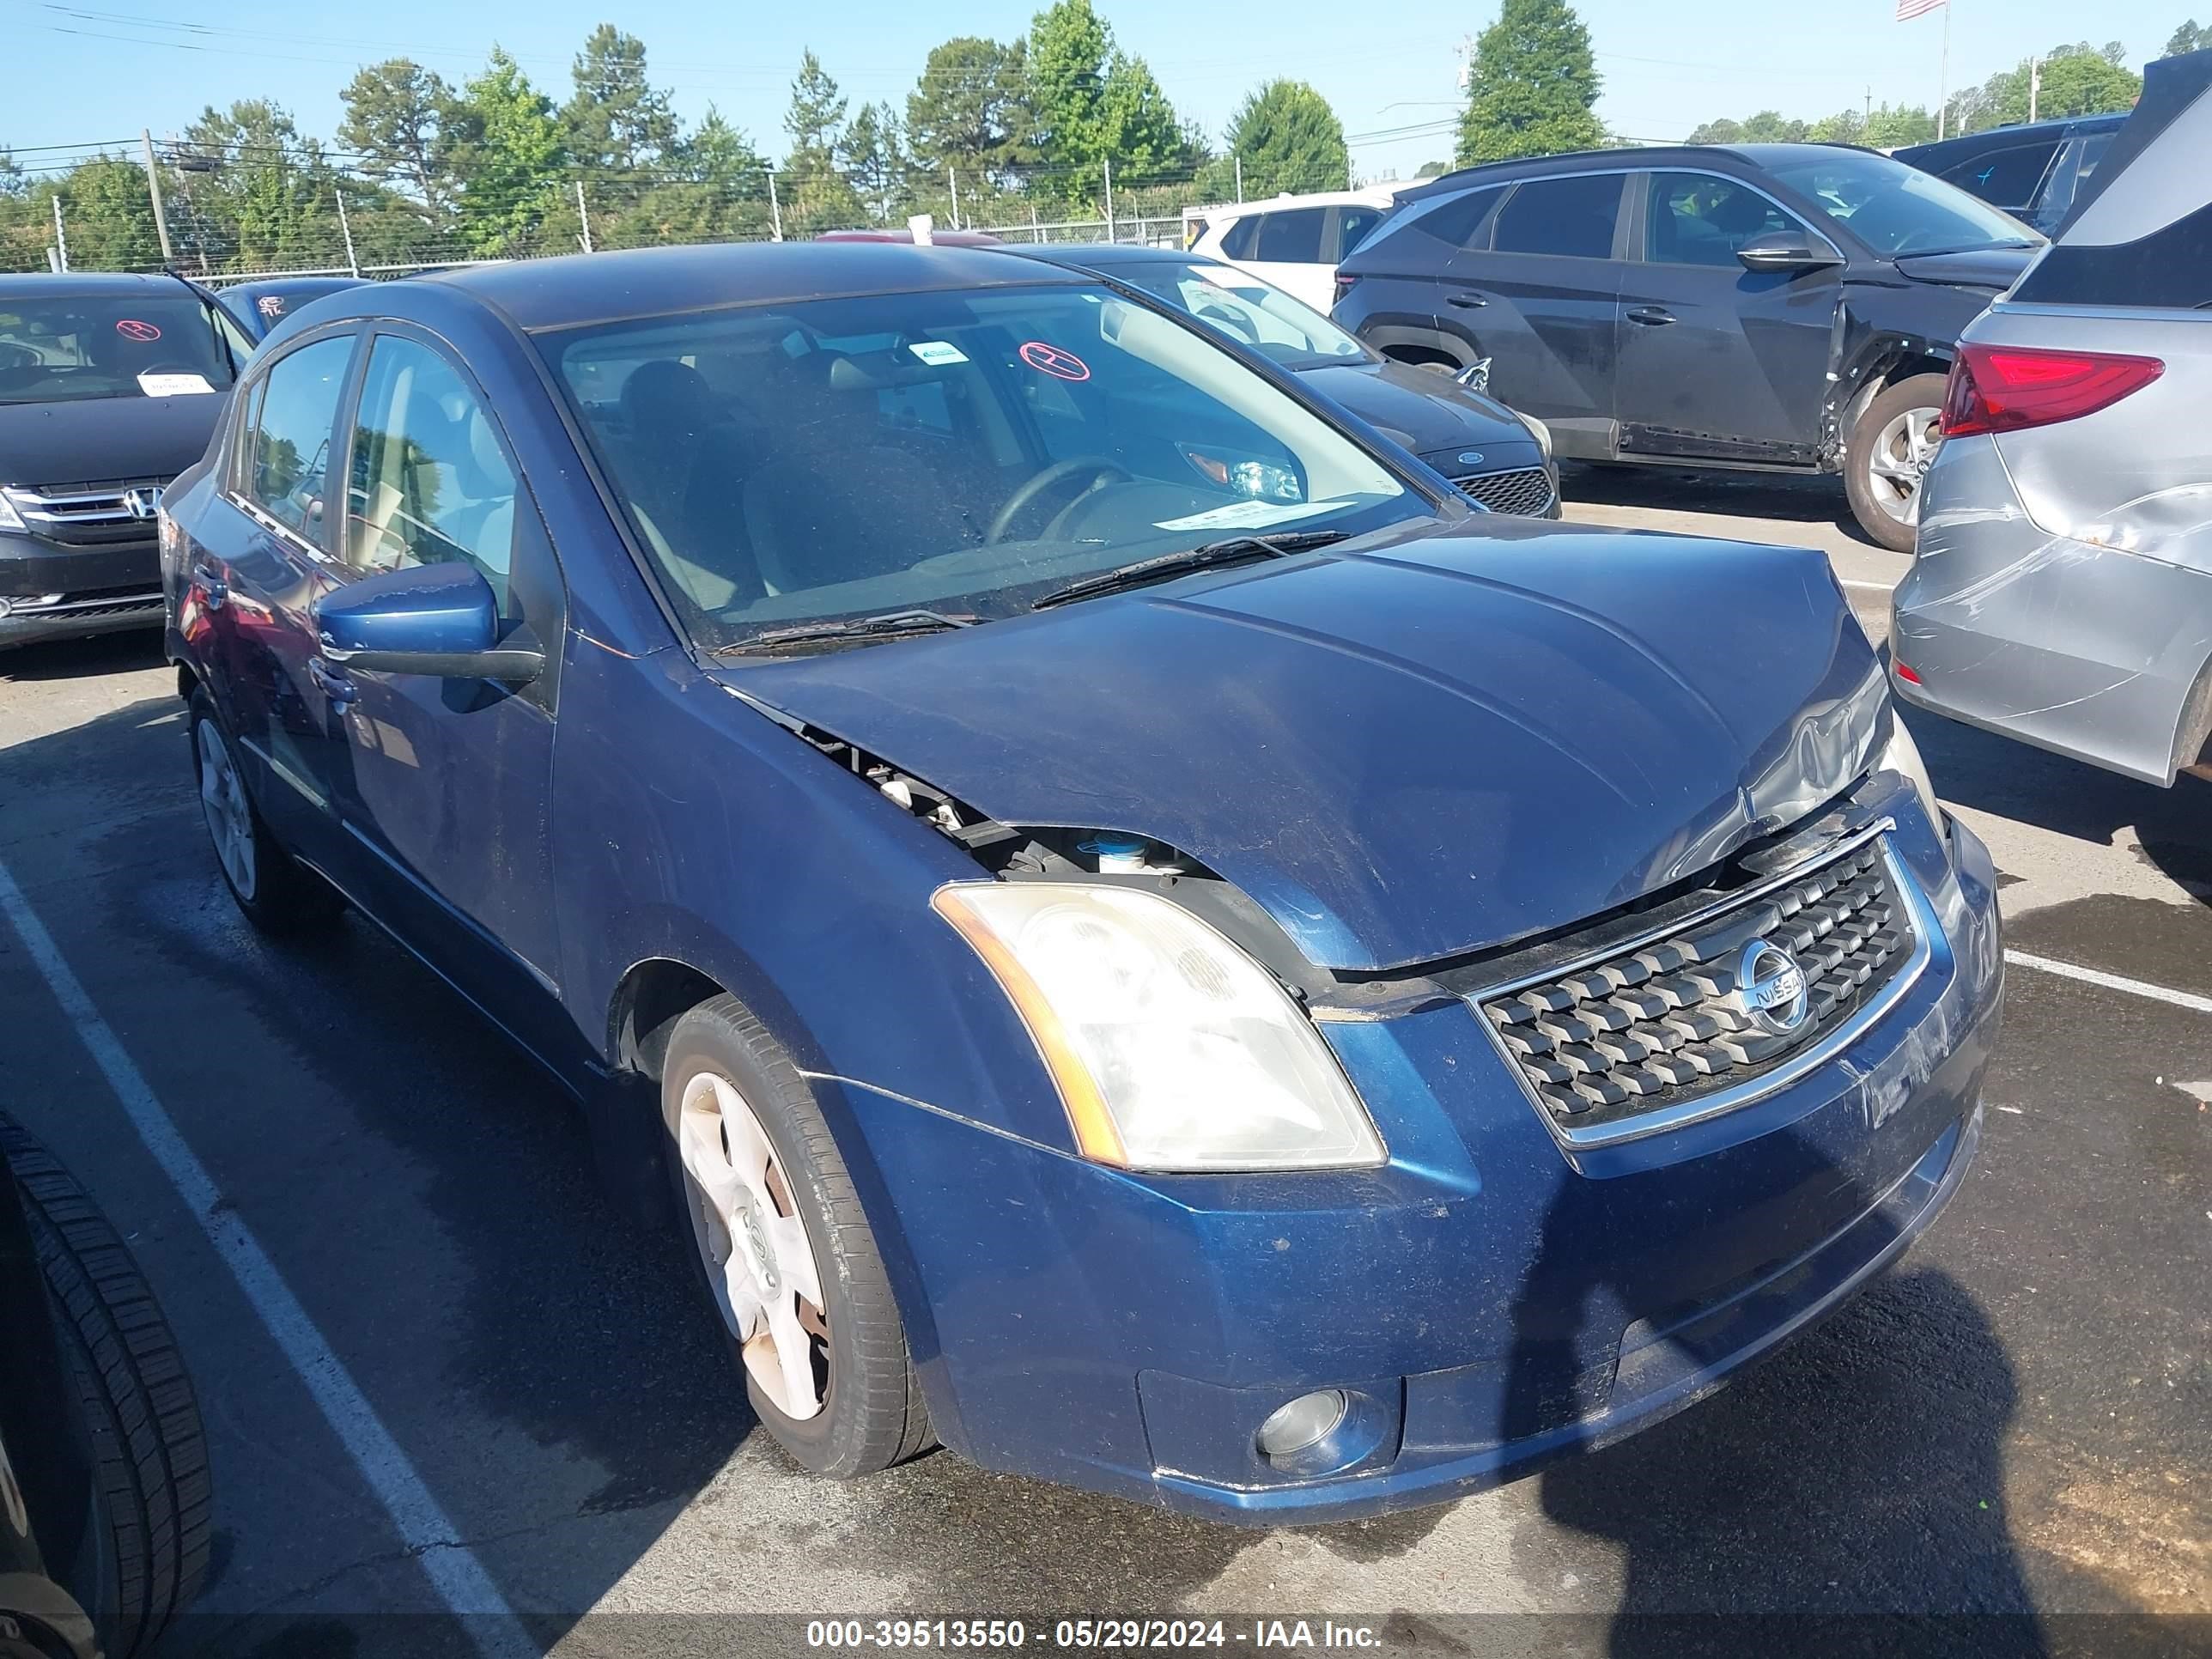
[1897,0,1946,17]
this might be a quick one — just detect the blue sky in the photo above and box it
[2,0,2190,182]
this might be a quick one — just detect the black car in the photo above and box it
[997,242,1559,515]
[1894,112,2127,234]
[1333,144,2043,550]
[208,276,368,343]
[1,1115,210,1659]
[0,274,245,648]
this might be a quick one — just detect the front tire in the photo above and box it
[1845,373,1948,553]
[659,994,931,1477]
[186,689,342,935]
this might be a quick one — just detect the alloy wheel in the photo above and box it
[675,1070,831,1421]
[195,720,257,902]
[1864,404,1942,528]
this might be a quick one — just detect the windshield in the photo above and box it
[1759,149,2039,256]
[0,293,236,405]
[544,283,1424,652]
[1106,261,1370,368]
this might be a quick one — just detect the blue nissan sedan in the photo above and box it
[159,243,2002,1523]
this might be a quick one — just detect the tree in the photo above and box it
[1456,0,1606,165]
[1948,41,2140,134]
[451,47,567,255]
[337,59,466,234]
[840,101,908,223]
[906,37,1033,186]
[2164,19,2207,54]
[1213,80,1347,198]
[1026,0,1194,204]
[782,50,863,234]
[563,26,680,179]
[179,101,340,269]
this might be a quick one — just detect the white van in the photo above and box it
[1184,187,1405,313]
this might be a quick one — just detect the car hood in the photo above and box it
[0,392,225,488]
[721,519,1887,972]
[1297,359,1540,465]
[1890,245,2037,292]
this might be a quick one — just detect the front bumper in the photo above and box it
[834,804,2004,1525]
[0,532,162,647]
[1892,434,2212,785]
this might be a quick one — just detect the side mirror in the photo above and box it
[313,562,543,684]
[1736,230,1843,273]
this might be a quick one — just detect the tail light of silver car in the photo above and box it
[1939,343,2165,439]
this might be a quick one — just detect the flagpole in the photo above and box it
[1937,0,1953,139]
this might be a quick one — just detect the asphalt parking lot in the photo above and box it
[3,471,2208,1657]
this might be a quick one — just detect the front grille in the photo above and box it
[3,478,167,545]
[1477,836,1917,1137]
[0,590,162,621]
[1454,466,1554,517]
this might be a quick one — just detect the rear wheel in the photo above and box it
[3,1115,211,1659]
[1845,373,1948,552]
[659,994,931,1477]
[187,689,343,935]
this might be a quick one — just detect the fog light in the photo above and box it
[1255,1389,1347,1458]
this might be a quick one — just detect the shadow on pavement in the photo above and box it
[0,628,167,684]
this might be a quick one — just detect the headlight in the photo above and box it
[1880,715,1942,830]
[933,883,1384,1172]
[0,489,25,535]
[1521,414,1553,462]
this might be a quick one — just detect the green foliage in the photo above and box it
[1948,41,2141,134]
[1211,80,1348,198]
[1456,0,1605,165]
[840,102,908,224]
[451,48,567,255]
[337,59,465,231]
[1687,100,1936,149]
[905,37,1034,186]
[1026,0,1193,204]
[782,51,863,233]
[2167,19,2209,54]
[179,102,340,269]
[563,26,680,176]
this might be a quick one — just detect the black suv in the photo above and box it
[1894,112,2127,234]
[1332,143,2042,550]
[0,274,245,649]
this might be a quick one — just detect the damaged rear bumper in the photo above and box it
[1892,434,2212,785]
[827,806,2004,1525]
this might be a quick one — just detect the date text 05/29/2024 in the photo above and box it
[805,1620,1385,1650]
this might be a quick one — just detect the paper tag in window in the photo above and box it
[1153,499,1347,532]
[137,371,216,397]
[908,341,968,366]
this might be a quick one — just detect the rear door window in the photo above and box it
[1254,208,1328,263]
[1491,175,1625,259]
[1938,142,2061,210]
[242,334,355,544]
[1217,215,1262,260]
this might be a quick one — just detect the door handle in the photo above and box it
[191,563,228,610]
[1446,293,1488,309]
[307,656,357,708]
[1627,306,1678,326]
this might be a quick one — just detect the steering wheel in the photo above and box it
[987,457,1133,544]
[0,342,36,372]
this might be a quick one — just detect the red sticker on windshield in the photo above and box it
[115,319,161,342]
[1018,340,1090,381]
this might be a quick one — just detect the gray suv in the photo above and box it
[1893,50,2212,786]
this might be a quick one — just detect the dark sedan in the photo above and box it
[998,241,1559,515]
[1334,144,2043,550]
[1894,112,2127,234]
[164,241,2000,1524]
[207,276,368,343]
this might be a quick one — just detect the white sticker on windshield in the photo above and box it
[137,372,216,397]
[1153,498,1350,532]
[908,340,969,366]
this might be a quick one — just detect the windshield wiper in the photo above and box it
[719,608,978,654]
[1030,531,1348,611]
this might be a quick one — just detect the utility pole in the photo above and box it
[335,189,359,276]
[948,167,959,230]
[1030,201,1041,243]
[51,194,68,271]
[2029,56,2042,122]
[1864,85,1873,125]
[1234,154,1243,202]
[1103,156,1115,243]
[1936,0,1953,140]
[574,179,593,252]
[768,173,783,241]
[140,130,173,264]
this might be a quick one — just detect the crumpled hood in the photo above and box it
[724,518,1887,972]
[0,392,224,488]
[1297,360,1540,465]
[1891,245,2036,293]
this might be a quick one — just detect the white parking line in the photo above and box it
[2004,948,2212,1016]
[0,861,539,1659]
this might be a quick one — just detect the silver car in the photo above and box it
[1892,48,2212,785]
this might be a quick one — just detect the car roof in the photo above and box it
[1893,112,2128,158]
[1401,144,1794,199]
[1200,188,1399,217]
[421,241,1083,331]
[994,242,1195,270]
[222,276,364,298]
[0,271,207,301]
